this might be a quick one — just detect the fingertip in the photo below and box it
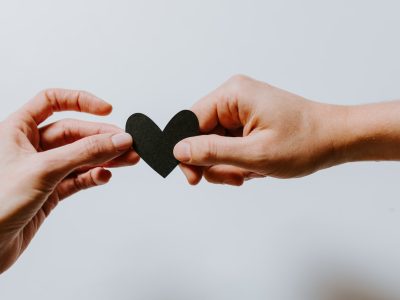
[98,101,113,116]
[190,97,219,133]
[203,165,246,186]
[173,140,191,163]
[111,132,133,151]
[179,164,202,185]
[188,174,202,185]
[223,178,244,186]
[106,102,113,113]
[93,168,112,185]
[126,150,140,165]
[101,149,140,168]
[203,172,243,186]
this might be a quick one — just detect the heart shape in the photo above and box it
[125,110,200,177]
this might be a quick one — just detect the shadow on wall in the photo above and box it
[319,279,396,300]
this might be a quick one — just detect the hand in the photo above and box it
[0,89,139,273]
[174,75,346,185]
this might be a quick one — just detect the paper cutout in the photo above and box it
[126,110,200,177]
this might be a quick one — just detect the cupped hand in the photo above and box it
[174,75,345,186]
[0,89,139,273]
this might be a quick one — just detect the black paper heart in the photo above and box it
[125,110,200,178]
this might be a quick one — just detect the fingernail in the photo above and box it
[112,133,132,151]
[174,141,191,162]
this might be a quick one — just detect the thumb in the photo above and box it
[173,134,258,169]
[40,132,132,179]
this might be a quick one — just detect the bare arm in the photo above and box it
[173,75,400,185]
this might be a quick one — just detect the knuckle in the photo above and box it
[197,137,218,162]
[59,119,73,138]
[227,74,251,89]
[75,172,96,191]
[87,172,97,187]
[76,89,89,96]
[75,89,92,101]
[220,74,252,104]
[60,118,74,131]
[42,199,58,217]
[83,136,106,159]
[73,176,86,191]
[36,88,50,97]
[36,88,60,110]
[37,88,56,100]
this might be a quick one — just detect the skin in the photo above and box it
[0,89,139,273]
[174,75,400,185]
[3,76,400,273]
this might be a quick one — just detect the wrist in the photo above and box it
[311,103,350,168]
[322,101,400,164]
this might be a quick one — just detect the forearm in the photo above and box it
[327,101,400,164]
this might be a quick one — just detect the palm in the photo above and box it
[3,120,61,257]
[0,89,138,273]
[0,121,56,269]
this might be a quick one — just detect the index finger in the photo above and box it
[19,89,113,125]
[191,75,250,133]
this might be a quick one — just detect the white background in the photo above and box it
[1,1,400,299]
